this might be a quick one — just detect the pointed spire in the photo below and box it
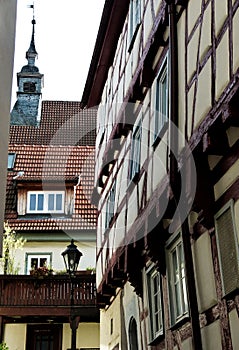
[26,4,38,66]
[10,0,44,127]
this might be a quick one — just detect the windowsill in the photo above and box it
[222,287,239,300]
[18,214,72,220]
[148,331,164,346]
[152,121,168,150]
[170,314,190,331]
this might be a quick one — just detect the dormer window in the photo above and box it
[27,191,65,214]
[23,82,36,93]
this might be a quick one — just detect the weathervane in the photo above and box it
[27,1,35,20]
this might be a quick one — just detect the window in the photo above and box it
[105,182,116,229]
[129,124,141,181]
[26,253,52,274]
[215,200,239,296]
[166,234,188,325]
[23,82,36,93]
[154,59,168,142]
[8,153,16,170]
[110,318,113,335]
[129,0,141,45]
[27,191,64,214]
[146,266,163,340]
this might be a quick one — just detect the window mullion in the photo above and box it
[44,193,48,212]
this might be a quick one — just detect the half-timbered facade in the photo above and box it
[82,0,239,349]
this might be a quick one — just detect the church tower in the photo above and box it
[11,13,43,126]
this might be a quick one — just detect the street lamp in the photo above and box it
[61,239,83,275]
[62,240,82,350]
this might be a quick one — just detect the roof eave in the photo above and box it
[81,0,129,108]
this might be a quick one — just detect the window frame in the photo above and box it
[153,58,168,144]
[27,190,65,214]
[166,233,188,326]
[146,265,164,341]
[23,81,36,93]
[105,182,116,230]
[25,253,52,274]
[129,123,142,182]
[128,0,141,50]
[8,153,16,170]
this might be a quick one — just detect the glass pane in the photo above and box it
[40,258,47,267]
[48,194,54,211]
[8,153,15,169]
[36,335,41,350]
[31,258,38,269]
[161,74,167,121]
[172,250,179,283]
[37,194,44,211]
[175,281,181,316]
[30,194,36,211]
[56,194,62,210]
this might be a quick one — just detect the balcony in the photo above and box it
[0,274,99,322]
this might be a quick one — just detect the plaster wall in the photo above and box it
[187,0,202,34]
[214,1,228,36]
[12,240,96,274]
[233,8,239,73]
[4,323,99,350]
[4,324,26,350]
[214,158,239,201]
[100,292,122,350]
[62,322,99,350]
[229,309,239,350]
[192,232,217,312]
[174,338,193,350]
[201,320,222,350]
[215,30,230,100]
[193,58,211,129]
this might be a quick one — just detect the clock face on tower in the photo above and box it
[23,82,36,93]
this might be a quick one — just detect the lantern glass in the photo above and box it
[61,239,82,275]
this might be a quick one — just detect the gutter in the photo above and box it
[81,0,130,108]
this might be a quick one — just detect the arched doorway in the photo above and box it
[128,317,139,350]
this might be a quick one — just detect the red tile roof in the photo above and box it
[6,101,97,233]
[9,101,97,146]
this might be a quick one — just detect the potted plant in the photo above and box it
[30,265,53,277]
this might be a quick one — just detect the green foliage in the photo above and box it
[0,342,9,350]
[86,266,96,273]
[0,222,26,274]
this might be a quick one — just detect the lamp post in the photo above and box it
[62,240,83,350]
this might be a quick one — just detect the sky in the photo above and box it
[11,0,105,106]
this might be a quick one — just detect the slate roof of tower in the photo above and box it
[6,101,97,233]
[9,101,97,146]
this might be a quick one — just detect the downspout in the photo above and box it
[168,0,178,189]
[167,1,202,349]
